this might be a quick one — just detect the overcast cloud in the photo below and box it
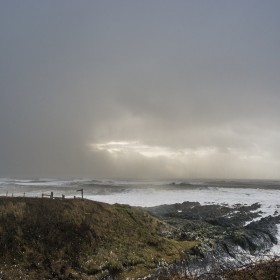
[1,0,280,179]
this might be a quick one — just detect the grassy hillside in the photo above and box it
[0,197,196,279]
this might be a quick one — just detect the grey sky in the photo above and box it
[1,0,280,179]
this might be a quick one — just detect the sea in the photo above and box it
[1,177,280,255]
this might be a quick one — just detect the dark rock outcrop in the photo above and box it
[147,201,280,277]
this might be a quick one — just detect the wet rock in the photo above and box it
[146,201,280,277]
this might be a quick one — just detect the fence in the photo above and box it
[4,189,84,200]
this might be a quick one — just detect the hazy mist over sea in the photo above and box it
[1,177,280,205]
[1,1,280,180]
[1,2,280,274]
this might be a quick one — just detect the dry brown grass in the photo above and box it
[0,197,196,279]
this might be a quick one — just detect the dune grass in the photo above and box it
[0,197,196,279]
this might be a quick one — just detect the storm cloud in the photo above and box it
[1,1,280,179]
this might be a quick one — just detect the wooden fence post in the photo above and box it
[76,189,84,199]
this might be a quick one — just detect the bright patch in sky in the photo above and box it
[92,141,217,159]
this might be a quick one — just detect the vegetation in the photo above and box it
[0,197,279,279]
[0,197,196,279]
[223,257,280,280]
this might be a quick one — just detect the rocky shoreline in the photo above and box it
[0,197,279,279]
[145,201,280,278]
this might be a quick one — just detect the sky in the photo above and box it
[1,0,280,179]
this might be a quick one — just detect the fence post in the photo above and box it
[76,189,84,199]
